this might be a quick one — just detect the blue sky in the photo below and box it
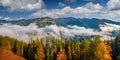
[0,0,120,21]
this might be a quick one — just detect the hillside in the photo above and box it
[0,35,112,60]
[0,47,25,60]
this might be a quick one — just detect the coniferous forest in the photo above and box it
[2,34,120,60]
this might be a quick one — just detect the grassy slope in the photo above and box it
[0,47,26,60]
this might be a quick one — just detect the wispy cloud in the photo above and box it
[58,2,66,7]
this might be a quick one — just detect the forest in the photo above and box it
[0,34,120,60]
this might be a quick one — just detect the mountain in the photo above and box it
[13,17,56,27]
[56,17,120,30]
[0,17,120,30]
[0,17,56,27]
[36,17,56,27]
[0,17,120,40]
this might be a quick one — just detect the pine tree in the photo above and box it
[28,40,37,60]
[75,40,81,60]
[51,38,58,60]
[89,36,102,60]
[112,34,120,59]
[66,40,72,60]
[80,39,90,60]
[71,41,76,60]
[35,40,45,60]
[45,38,51,60]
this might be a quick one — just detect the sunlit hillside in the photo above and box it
[0,35,115,60]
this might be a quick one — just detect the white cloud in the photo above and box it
[106,0,120,21]
[58,2,66,7]
[0,23,116,42]
[84,2,103,10]
[0,0,45,11]
[107,0,120,10]
[31,2,104,18]
[1,0,120,21]
[31,2,120,22]
[100,23,120,32]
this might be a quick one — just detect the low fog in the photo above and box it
[0,23,119,42]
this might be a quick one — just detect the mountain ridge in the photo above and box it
[0,17,120,30]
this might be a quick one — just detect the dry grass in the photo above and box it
[0,47,26,60]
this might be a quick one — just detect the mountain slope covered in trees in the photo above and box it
[0,35,113,60]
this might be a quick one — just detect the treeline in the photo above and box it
[0,35,112,60]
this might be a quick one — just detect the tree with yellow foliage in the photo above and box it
[90,36,112,60]
[80,39,90,60]
[35,40,45,60]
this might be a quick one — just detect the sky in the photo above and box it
[0,0,120,21]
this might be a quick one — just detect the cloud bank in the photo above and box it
[0,0,45,11]
[31,2,103,18]
[30,0,120,22]
[0,0,120,21]
[0,23,120,42]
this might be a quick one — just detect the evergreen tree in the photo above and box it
[71,41,76,60]
[80,39,90,60]
[51,38,58,60]
[112,34,120,59]
[75,40,81,60]
[28,40,37,60]
[89,36,102,60]
[45,38,51,60]
[35,40,45,60]
[66,40,72,60]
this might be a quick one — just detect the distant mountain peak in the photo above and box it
[36,17,56,27]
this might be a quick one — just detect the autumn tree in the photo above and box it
[80,39,90,60]
[45,38,51,60]
[51,38,59,60]
[35,40,45,60]
[57,49,67,60]
[89,36,112,60]
[75,40,81,60]
[65,40,72,60]
[71,41,76,60]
